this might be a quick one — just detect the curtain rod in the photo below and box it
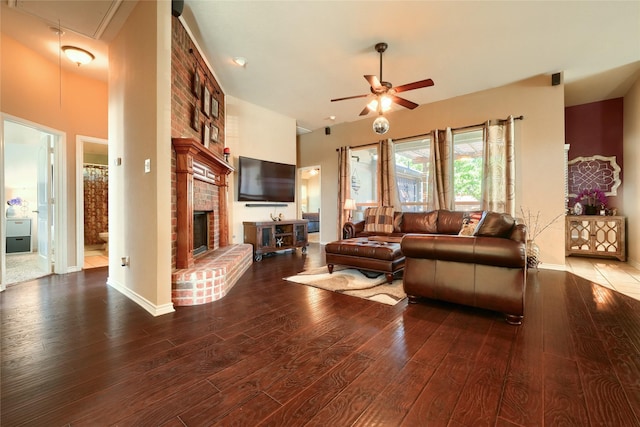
[391,115,524,143]
[335,115,524,151]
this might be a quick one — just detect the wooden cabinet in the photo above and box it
[6,218,32,254]
[565,215,626,261]
[243,219,308,261]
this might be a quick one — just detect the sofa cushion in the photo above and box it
[401,211,438,234]
[475,211,515,238]
[364,207,395,233]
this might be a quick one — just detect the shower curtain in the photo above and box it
[84,164,108,245]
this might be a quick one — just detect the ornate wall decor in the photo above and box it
[567,155,621,197]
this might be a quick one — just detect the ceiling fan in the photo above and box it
[331,42,434,116]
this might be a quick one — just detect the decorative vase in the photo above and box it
[526,239,540,269]
[584,205,598,215]
[6,206,17,218]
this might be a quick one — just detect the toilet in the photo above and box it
[98,232,109,254]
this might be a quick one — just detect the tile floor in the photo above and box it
[565,256,640,301]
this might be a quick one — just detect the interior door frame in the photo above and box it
[75,135,108,269]
[0,113,68,291]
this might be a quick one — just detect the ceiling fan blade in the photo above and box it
[394,78,434,93]
[359,105,371,116]
[331,94,369,102]
[391,95,419,110]
[364,75,382,89]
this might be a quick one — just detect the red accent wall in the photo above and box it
[565,98,624,211]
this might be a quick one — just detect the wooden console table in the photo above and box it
[565,215,626,261]
[243,219,308,261]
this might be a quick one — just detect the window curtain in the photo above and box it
[429,128,454,210]
[378,139,401,209]
[337,146,352,236]
[482,115,515,215]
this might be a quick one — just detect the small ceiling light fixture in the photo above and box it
[232,56,247,67]
[61,46,94,66]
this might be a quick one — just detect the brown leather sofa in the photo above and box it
[343,210,527,324]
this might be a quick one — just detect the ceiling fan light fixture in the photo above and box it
[62,46,94,66]
[367,99,379,112]
[373,115,390,135]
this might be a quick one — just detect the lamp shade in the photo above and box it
[343,198,357,210]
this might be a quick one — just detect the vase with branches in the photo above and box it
[520,208,564,269]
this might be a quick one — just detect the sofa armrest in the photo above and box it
[343,220,365,239]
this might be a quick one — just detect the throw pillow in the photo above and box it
[458,211,486,236]
[364,206,395,234]
[475,211,515,238]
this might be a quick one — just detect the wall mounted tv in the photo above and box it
[238,156,296,202]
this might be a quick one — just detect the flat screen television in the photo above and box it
[238,156,296,202]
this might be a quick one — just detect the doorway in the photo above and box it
[75,135,109,269]
[1,115,67,290]
[299,166,321,243]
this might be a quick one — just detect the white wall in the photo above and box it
[225,96,298,244]
[108,0,173,315]
[299,74,567,267]
[623,76,640,268]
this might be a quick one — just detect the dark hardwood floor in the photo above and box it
[2,242,640,426]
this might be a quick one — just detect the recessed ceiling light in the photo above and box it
[232,57,247,67]
[62,46,95,66]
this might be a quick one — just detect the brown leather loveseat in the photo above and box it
[343,209,527,324]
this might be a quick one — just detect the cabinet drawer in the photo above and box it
[6,219,31,237]
[7,236,31,253]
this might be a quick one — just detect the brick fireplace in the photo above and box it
[171,138,252,306]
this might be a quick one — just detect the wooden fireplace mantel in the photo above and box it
[172,138,234,269]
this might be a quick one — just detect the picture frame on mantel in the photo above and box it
[211,97,219,118]
[203,122,210,147]
[191,105,200,131]
[192,71,200,98]
[203,86,210,117]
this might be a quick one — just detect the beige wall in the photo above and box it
[107,0,173,314]
[299,75,567,267]
[1,34,108,267]
[225,96,298,244]
[623,77,640,268]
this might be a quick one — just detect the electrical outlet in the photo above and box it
[144,159,151,173]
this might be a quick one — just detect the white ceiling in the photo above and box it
[2,0,640,134]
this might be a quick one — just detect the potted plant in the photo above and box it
[575,188,607,215]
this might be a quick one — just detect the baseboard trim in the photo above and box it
[538,263,566,271]
[67,266,82,273]
[107,278,175,316]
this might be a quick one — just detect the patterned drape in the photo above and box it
[482,115,515,215]
[337,146,352,236]
[84,164,109,245]
[429,128,454,210]
[378,139,401,209]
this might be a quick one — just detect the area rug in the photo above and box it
[285,266,406,305]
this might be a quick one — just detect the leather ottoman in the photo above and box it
[325,237,405,283]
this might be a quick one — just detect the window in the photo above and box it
[395,137,431,212]
[348,127,485,217]
[350,146,378,221]
[452,128,483,211]
[393,128,484,212]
